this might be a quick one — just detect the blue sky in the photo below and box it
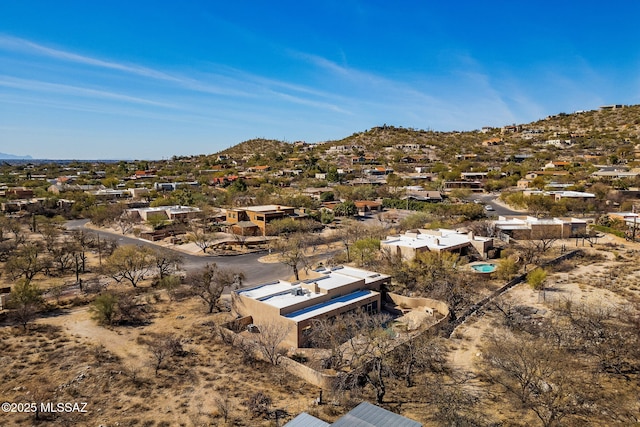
[1,1,639,159]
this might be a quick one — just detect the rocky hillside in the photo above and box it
[210,105,640,165]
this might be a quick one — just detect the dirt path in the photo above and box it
[39,308,147,368]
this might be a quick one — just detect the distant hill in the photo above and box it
[216,138,294,158]
[209,105,640,164]
[0,152,32,159]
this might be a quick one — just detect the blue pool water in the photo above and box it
[471,263,497,273]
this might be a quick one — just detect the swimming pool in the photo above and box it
[471,263,497,273]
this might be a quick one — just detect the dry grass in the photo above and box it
[0,294,322,426]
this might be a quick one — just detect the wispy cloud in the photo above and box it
[0,35,252,98]
[0,76,177,108]
[292,50,443,106]
[0,34,368,115]
[0,35,180,81]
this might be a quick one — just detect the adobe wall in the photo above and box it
[386,292,449,317]
[279,357,336,390]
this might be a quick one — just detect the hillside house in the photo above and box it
[232,266,391,348]
[443,181,484,192]
[609,212,639,229]
[591,168,640,180]
[403,190,443,202]
[381,229,494,260]
[352,156,377,165]
[132,170,157,179]
[517,179,532,189]
[127,205,201,222]
[246,165,271,173]
[502,125,522,133]
[461,172,488,181]
[2,187,34,198]
[543,161,571,169]
[153,182,200,192]
[89,189,131,200]
[224,205,306,236]
[354,200,383,216]
[493,216,587,240]
[455,153,478,161]
[302,187,334,200]
[523,190,595,202]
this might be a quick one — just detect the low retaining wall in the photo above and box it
[279,357,337,390]
[221,315,253,332]
[386,292,450,317]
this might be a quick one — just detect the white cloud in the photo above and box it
[0,76,176,108]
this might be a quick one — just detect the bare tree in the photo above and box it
[151,247,183,281]
[7,279,45,330]
[0,215,7,241]
[0,239,18,262]
[332,219,365,263]
[187,223,220,253]
[392,334,448,387]
[186,263,244,313]
[518,240,540,272]
[311,311,396,403]
[269,232,310,281]
[254,321,289,365]
[426,375,486,426]
[146,333,182,376]
[113,212,137,235]
[329,312,396,404]
[214,395,233,424]
[4,242,48,281]
[481,330,596,427]
[466,220,498,237]
[103,245,154,287]
[70,229,93,273]
[91,235,119,266]
[38,217,63,252]
[5,217,26,245]
[116,292,148,325]
[244,391,272,419]
[49,237,76,275]
[532,229,559,254]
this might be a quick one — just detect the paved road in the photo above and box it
[65,220,291,287]
[468,193,526,218]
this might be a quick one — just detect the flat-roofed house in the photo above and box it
[381,229,494,261]
[224,205,306,236]
[232,266,391,348]
[127,205,201,222]
[493,216,587,240]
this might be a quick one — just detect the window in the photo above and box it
[363,301,378,314]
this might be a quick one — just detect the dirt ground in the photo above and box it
[445,235,640,425]
[2,222,639,426]
[1,290,324,427]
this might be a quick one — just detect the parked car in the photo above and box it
[485,205,494,211]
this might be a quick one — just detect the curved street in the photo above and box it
[468,193,527,217]
[64,219,292,287]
